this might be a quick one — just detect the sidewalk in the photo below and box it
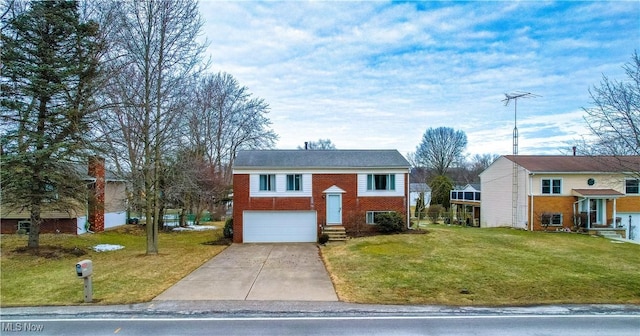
[2,301,640,319]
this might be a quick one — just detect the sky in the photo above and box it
[198,0,639,157]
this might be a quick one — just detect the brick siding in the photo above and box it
[233,173,407,243]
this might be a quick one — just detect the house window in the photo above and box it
[541,213,563,226]
[17,221,31,233]
[367,174,395,191]
[286,174,302,191]
[259,174,275,191]
[366,211,391,224]
[541,178,561,194]
[626,179,639,194]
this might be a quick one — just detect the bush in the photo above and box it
[375,212,405,233]
[318,233,330,245]
[427,204,445,224]
[223,218,233,239]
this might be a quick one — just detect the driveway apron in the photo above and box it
[153,244,338,301]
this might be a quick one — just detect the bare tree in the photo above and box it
[583,51,640,157]
[99,0,206,254]
[415,127,468,176]
[187,72,277,183]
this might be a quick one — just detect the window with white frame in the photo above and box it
[626,179,639,194]
[366,211,392,224]
[367,174,395,191]
[541,213,563,226]
[541,178,562,194]
[259,174,276,191]
[286,174,302,191]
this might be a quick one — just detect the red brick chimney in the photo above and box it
[88,156,105,232]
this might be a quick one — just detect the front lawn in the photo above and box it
[321,224,640,305]
[1,224,227,307]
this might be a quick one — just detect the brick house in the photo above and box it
[1,157,128,235]
[232,150,411,243]
[480,155,640,241]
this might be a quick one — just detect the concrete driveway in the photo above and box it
[154,244,338,301]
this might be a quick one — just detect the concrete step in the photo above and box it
[597,231,623,239]
[323,226,347,241]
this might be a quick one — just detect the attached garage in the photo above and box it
[243,211,317,243]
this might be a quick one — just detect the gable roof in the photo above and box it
[504,155,640,173]
[234,150,410,169]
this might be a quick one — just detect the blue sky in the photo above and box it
[198,1,639,157]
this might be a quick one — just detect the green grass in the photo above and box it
[1,224,227,307]
[321,224,640,306]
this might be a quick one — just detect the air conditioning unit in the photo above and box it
[17,221,31,234]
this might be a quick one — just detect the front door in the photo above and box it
[327,194,342,225]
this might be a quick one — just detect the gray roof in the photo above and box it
[410,183,431,192]
[234,150,410,169]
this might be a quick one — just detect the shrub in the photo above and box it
[375,212,404,233]
[318,233,330,245]
[223,218,233,239]
[427,204,445,224]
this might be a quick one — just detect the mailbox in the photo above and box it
[76,259,93,278]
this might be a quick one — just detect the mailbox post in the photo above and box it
[75,260,93,303]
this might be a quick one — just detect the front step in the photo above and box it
[322,226,347,242]
[597,231,623,239]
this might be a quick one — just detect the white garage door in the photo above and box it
[243,211,317,243]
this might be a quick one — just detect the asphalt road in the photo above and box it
[2,315,638,336]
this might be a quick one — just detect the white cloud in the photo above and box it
[198,0,639,157]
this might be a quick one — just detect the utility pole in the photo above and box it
[503,92,539,229]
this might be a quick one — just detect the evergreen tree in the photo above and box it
[0,1,104,248]
[429,175,453,209]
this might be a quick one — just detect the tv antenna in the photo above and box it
[502,91,539,230]
[502,91,540,155]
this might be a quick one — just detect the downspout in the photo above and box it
[529,173,534,231]
[406,169,411,230]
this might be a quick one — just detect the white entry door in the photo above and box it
[326,194,342,225]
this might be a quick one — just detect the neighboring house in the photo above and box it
[232,150,411,243]
[480,155,640,241]
[409,183,431,208]
[1,157,128,235]
[450,184,481,226]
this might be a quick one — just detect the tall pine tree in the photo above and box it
[1,1,103,248]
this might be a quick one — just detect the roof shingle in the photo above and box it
[234,150,410,169]
[505,155,640,173]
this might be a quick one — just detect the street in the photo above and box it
[2,315,638,336]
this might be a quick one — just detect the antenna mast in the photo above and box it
[502,91,539,229]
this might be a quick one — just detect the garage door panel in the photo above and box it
[243,211,317,243]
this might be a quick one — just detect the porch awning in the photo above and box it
[572,189,624,198]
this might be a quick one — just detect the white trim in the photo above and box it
[236,168,408,175]
[323,185,346,194]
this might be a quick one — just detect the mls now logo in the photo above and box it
[2,322,45,332]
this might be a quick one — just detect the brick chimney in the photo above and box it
[88,156,105,232]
